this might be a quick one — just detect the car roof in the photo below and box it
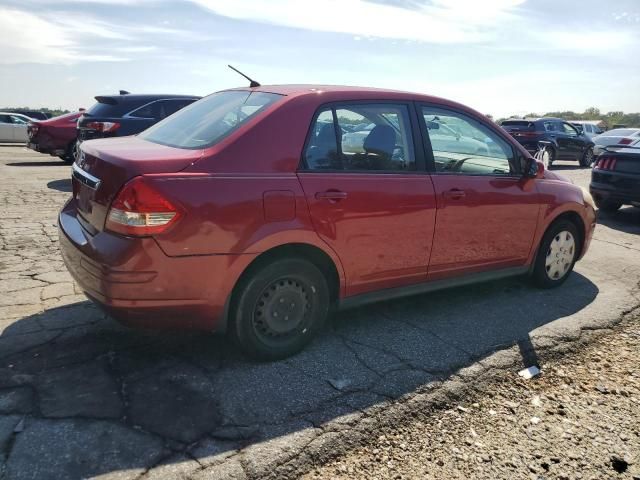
[225,84,459,104]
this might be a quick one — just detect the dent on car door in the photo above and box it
[296,103,437,297]
[421,105,540,280]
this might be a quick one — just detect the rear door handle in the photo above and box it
[315,190,348,202]
[444,188,466,200]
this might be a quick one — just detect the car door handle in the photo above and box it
[444,189,466,200]
[315,190,348,201]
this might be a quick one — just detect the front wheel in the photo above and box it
[231,258,330,360]
[580,147,594,167]
[531,220,579,289]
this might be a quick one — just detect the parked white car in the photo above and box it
[593,128,640,156]
[0,112,31,142]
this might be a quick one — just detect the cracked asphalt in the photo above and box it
[0,145,638,480]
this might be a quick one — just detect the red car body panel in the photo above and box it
[27,111,82,156]
[59,85,596,332]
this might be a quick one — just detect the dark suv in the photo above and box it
[501,117,595,167]
[77,92,200,146]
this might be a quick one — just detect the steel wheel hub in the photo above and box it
[545,231,575,280]
[253,279,310,338]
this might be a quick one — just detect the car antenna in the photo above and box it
[227,65,260,88]
[119,90,130,95]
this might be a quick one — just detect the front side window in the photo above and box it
[562,123,579,136]
[422,106,514,175]
[303,103,416,171]
[139,91,282,149]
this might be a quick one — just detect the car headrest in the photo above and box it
[364,125,395,157]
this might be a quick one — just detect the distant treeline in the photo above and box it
[2,107,72,118]
[497,108,640,128]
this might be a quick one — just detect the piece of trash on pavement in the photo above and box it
[518,366,541,379]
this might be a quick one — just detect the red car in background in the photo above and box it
[27,111,84,163]
[59,85,596,360]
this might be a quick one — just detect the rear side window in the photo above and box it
[139,91,282,149]
[543,121,557,132]
[303,103,416,172]
[422,106,515,176]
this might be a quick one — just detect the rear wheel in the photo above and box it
[544,146,556,168]
[231,258,330,360]
[580,147,594,167]
[595,198,622,212]
[532,220,579,289]
[59,141,77,164]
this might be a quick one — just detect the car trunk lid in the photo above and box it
[72,136,202,233]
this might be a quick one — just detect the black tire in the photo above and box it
[545,146,556,168]
[531,220,579,289]
[595,198,622,213]
[580,147,594,167]
[231,258,330,360]
[60,141,77,164]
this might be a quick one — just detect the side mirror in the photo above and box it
[524,157,544,179]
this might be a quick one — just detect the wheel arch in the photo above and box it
[219,242,344,333]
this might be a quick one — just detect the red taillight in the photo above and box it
[85,121,120,133]
[618,138,633,145]
[595,156,617,171]
[106,177,180,236]
[27,123,39,138]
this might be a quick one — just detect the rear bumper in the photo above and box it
[590,179,640,205]
[58,199,256,331]
[27,138,67,156]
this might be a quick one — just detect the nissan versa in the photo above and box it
[59,85,596,360]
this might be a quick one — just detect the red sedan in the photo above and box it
[59,85,596,359]
[28,111,83,163]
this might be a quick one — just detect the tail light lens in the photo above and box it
[594,156,617,171]
[27,123,39,138]
[618,138,633,145]
[85,121,120,133]
[106,177,181,236]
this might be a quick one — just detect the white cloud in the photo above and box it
[0,8,75,64]
[191,0,526,44]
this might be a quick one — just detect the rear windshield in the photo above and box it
[139,91,283,149]
[501,120,534,129]
[601,129,638,137]
[85,100,131,117]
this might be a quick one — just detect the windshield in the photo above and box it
[139,90,283,149]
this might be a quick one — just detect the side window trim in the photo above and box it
[298,100,427,174]
[417,103,520,176]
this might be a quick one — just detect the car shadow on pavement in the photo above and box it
[7,161,67,167]
[0,272,598,479]
[46,179,72,192]
[596,207,640,234]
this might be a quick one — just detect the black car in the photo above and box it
[590,146,640,212]
[501,117,595,167]
[77,92,200,146]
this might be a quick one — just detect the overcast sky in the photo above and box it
[0,0,639,118]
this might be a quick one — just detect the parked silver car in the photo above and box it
[0,112,31,143]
